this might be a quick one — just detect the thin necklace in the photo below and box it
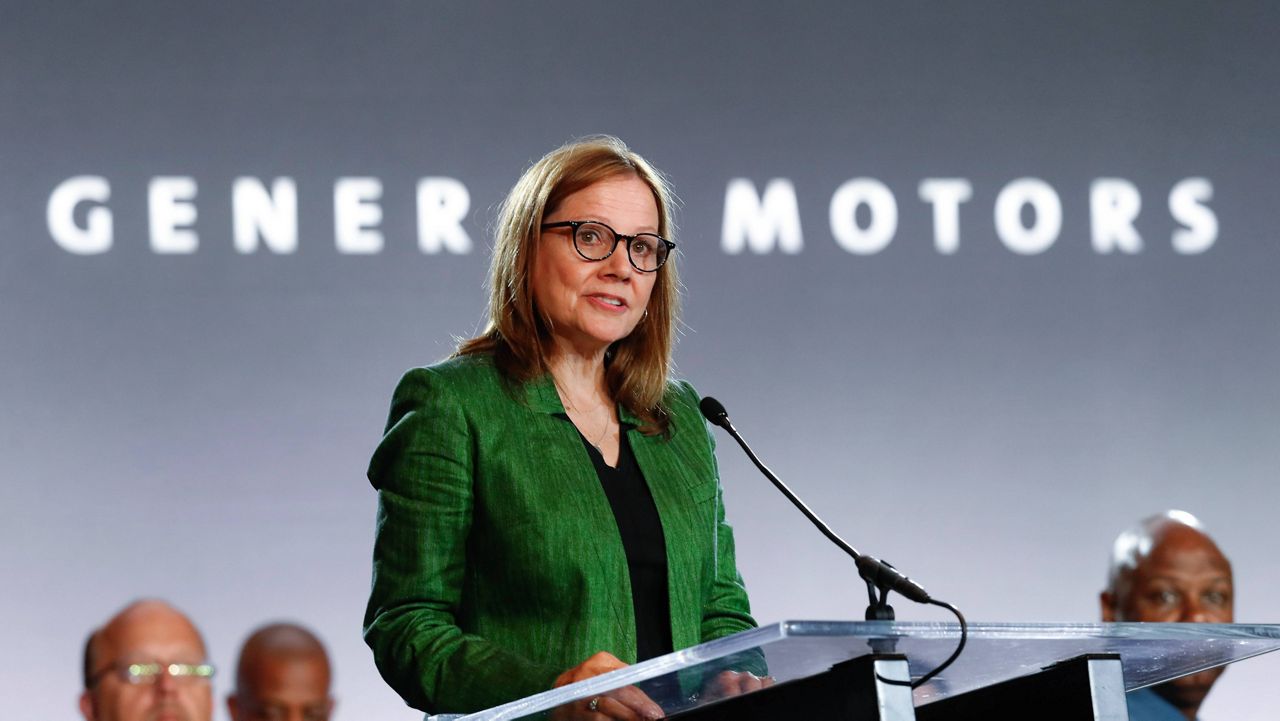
[553,379,612,451]
[584,413,611,452]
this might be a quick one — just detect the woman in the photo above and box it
[364,136,758,718]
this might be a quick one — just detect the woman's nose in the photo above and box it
[601,242,633,278]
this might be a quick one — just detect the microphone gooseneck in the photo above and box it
[700,395,968,689]
[699,396,931,605]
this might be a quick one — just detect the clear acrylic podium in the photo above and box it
[432,621,1280,720]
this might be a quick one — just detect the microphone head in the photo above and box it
[699,396,730,428]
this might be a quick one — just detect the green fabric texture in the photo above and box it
[363,353,757,714]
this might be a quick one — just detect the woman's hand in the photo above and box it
[700,670,773,702]
[549,651,664,720]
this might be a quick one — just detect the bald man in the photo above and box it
[80,599,214,721]
[227,622,334,721]
[1100,510,1234,721]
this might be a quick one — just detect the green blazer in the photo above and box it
[363,354,757,714]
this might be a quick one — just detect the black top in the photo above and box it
[573,423,674,662]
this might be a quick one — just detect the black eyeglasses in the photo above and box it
[540,220,675,272]
[87,660,216,688]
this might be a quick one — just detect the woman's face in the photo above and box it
[532,173,660,357]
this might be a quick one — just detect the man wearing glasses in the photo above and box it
[80,599,214,721]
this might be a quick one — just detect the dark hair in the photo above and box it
[82,630,98,689]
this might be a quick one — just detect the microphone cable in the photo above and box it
[909,599,967,689]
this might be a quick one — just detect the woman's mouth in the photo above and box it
[587,294,627,311]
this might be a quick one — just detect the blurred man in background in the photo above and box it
[227,622,334,721]
[1101,510,1234,721]
[80,599,214,721]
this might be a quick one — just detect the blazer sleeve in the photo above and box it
[673,382,758,644]
[363,367,560,713]
[699,456,758,643]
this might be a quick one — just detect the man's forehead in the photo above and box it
[245,652,330,688]
[257,651,327,676]
[240,655,331,708]
[1139,526,1232,575]
[101,603,206,658]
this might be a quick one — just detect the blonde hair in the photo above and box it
[456,135,680,435]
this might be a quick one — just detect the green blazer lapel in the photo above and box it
[523,372,565,414]
[525,372,638,655]
[628,418,715,654]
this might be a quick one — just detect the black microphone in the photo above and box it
[699,396,932,606]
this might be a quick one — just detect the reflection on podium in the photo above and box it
[431,620,1280,721]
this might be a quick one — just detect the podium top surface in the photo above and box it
[441,621,1280,721]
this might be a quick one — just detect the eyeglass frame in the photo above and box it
[86,660,216,688]
[539,220,676,272]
